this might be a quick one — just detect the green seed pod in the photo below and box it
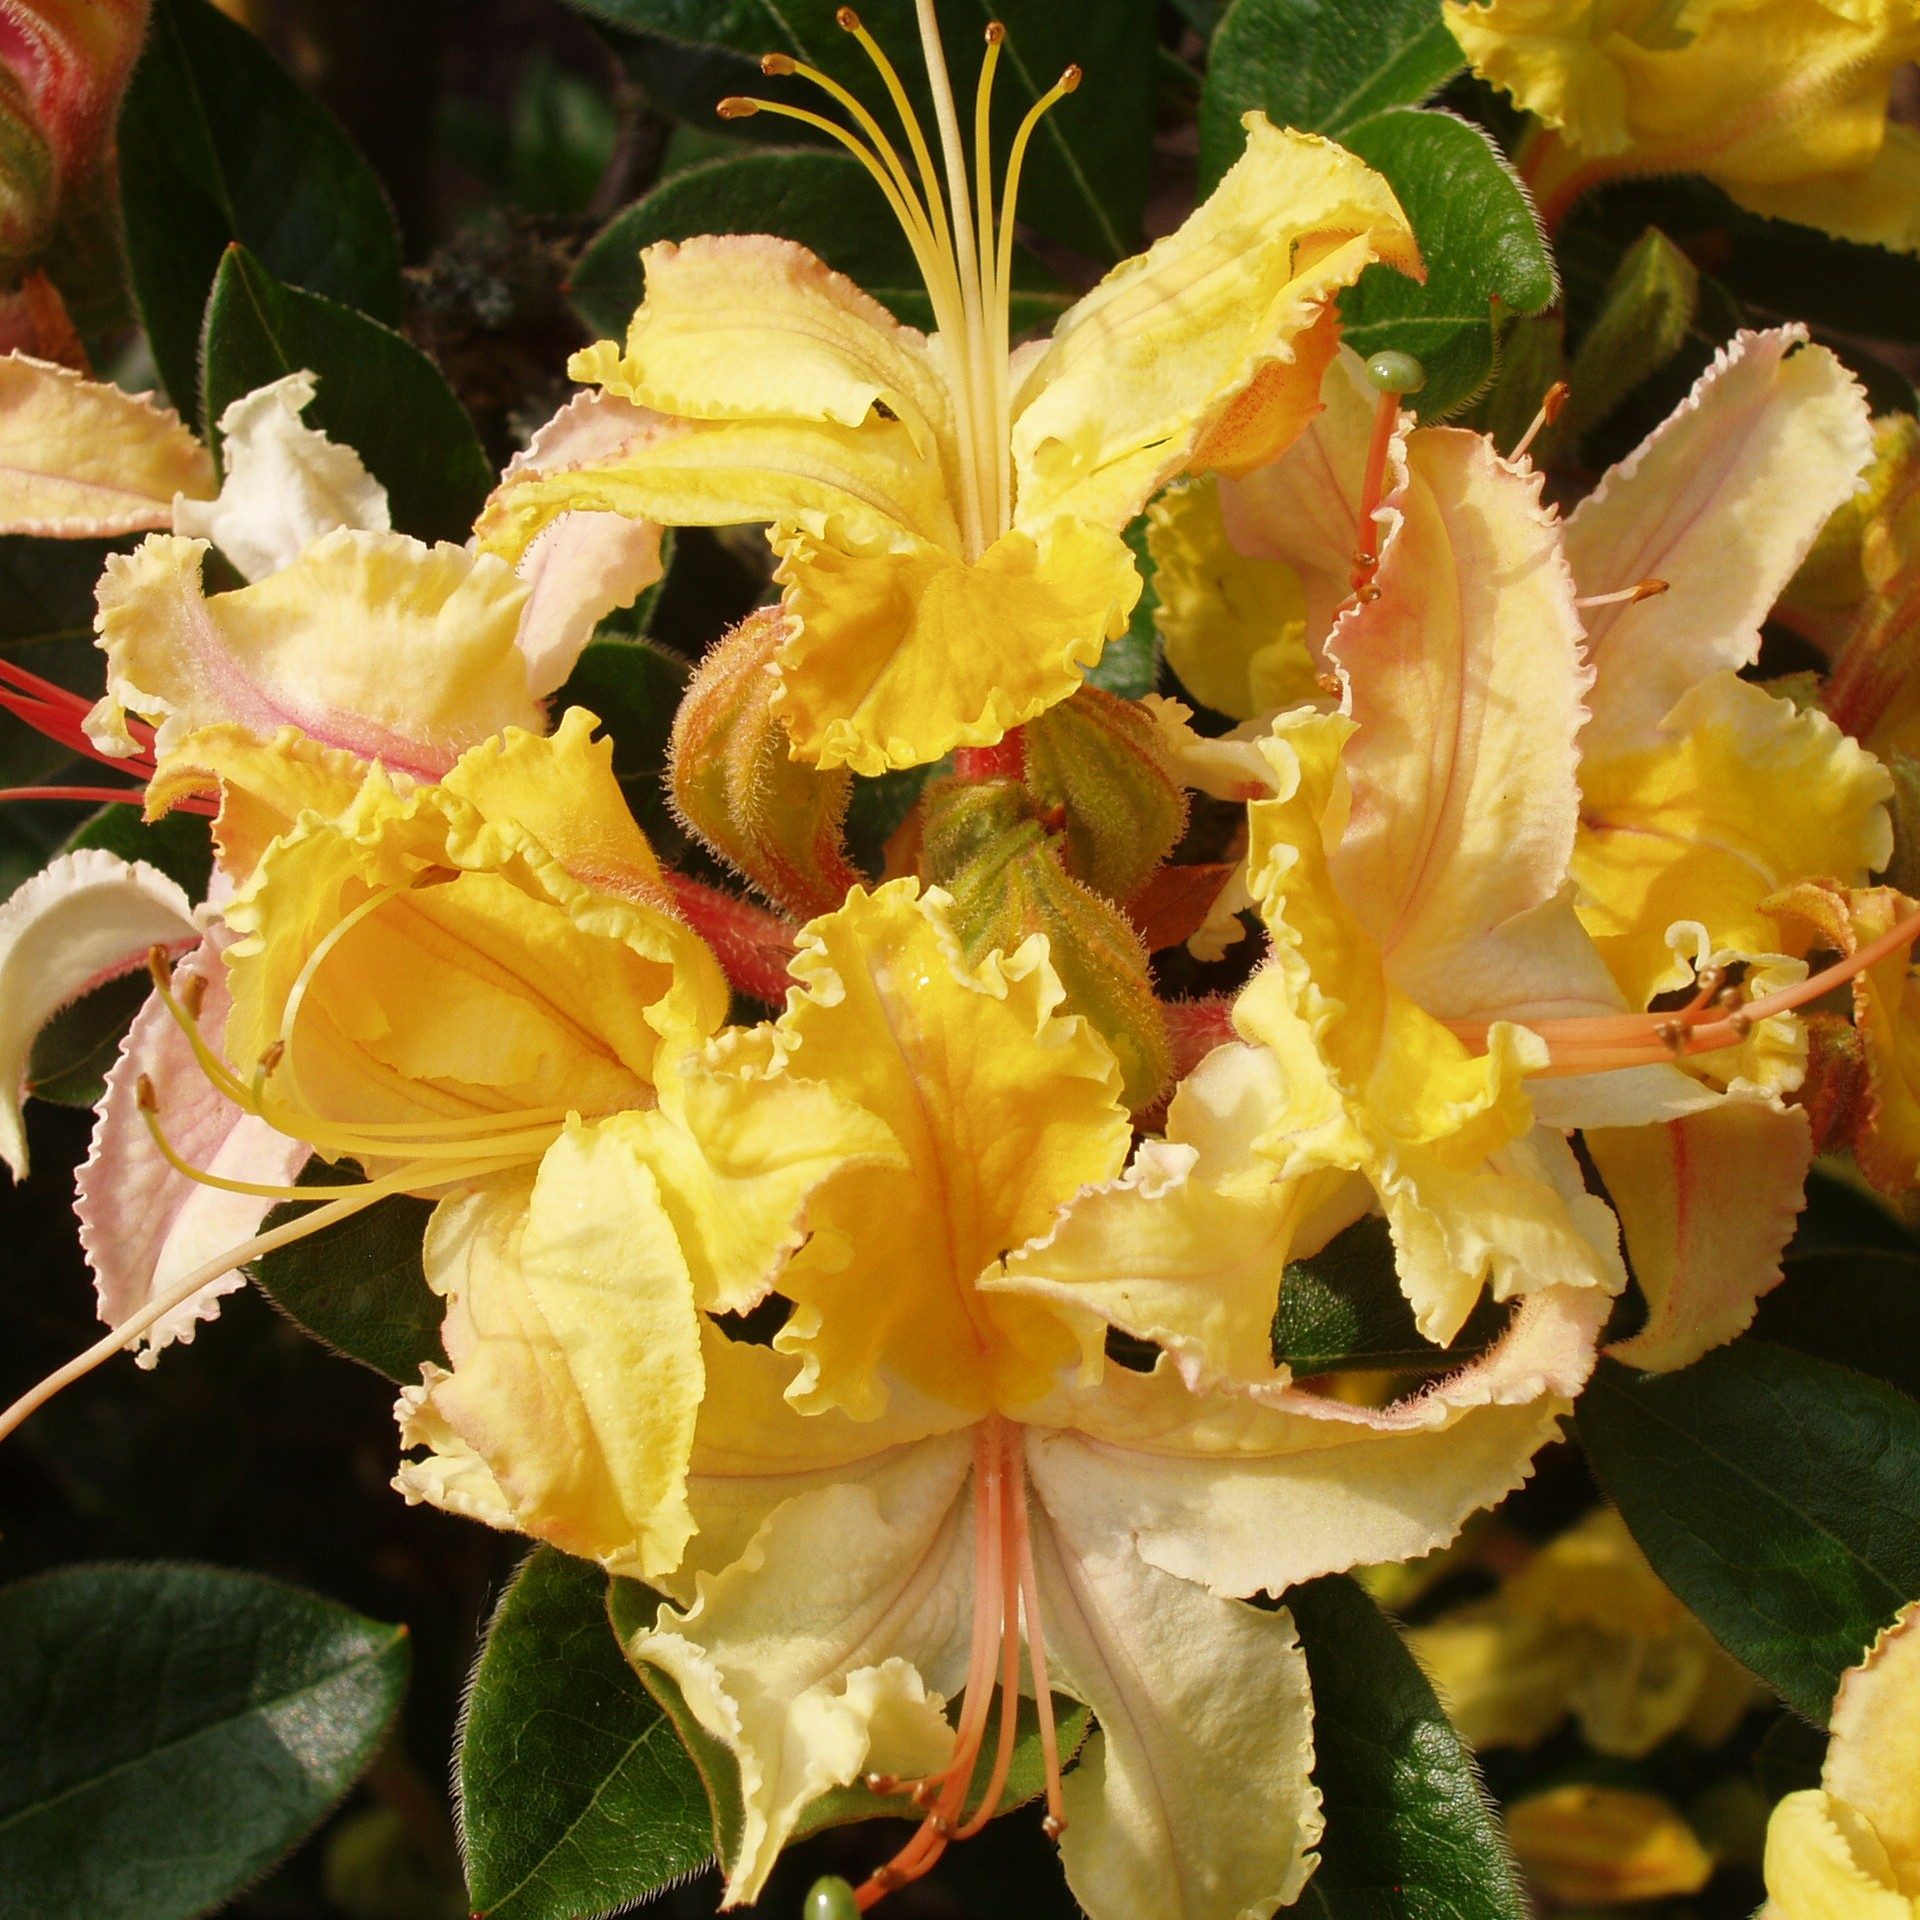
[803,1876,860,1920]
[1364,349,1426,395]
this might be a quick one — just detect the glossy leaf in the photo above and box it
[1754,1249,1920,1404]
[0,1563,409,1920]
[1338,107,1559,420]
[1290,1573,1527,1920]
[1199,0,1463,187]
[460,1551,712,1920]
[25,971,150,1110]
[117,0,403,426]
[201,245,492,547]
[552,0,1157,262]
[1273,1216,1504,1374]
[253,1176,445,1384]
[1580,1342,1920,1722]
[63,804,216,903]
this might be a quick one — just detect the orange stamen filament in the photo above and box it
[1510,378,1569,463]
[1448,902,1920,1075]
[854,1417,1067,1909]
[1576,578,1668,609]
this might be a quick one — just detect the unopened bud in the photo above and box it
[1021,685,1187,904]
[1506,1784,1713,1907]
[669,607,858,920]
[923,781,1171,1109]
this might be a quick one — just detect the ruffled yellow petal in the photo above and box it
[393,1123,707,1580]
[1147,477,1316,722]
[1448,0,1920,241]
[95,529,541,776]
[1765,1790,1915,1920]
[1734,123,1920,255]
[1825,1601,1920,1897]
[1011,115,1417,534]
[626,1429,975,1904]
[769,880,1131,1419]
[770,516,1138,775]
[1568,328,1874,758]
[1575,673,1893,1007]
[220,746,725,1132]
[1591,1097,1813,1372]
[576,234,954,471]
[0,353,213,536]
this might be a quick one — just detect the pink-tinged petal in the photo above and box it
[1590,1099,1812,1373]
[1327,426,1598,1019]
[493,392,669,696]
[0,847,195,1177]
[1568,328,1873,756]
[77,941,309,1359]
[0,352,214,535]
[1215,346,1392,647]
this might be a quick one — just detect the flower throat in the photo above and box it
[717,3,1079,563]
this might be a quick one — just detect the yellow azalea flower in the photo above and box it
[1447,0,1920,251]
[19,716,889,1574]
[1144,337,1888,1365]
[474,4,1417,775]
[1408,1507,1760,1758]
[385,877,1606,1918]
[1763,1599,1920,1919]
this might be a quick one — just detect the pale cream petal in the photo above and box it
[1592,1098,1813,1372]
[1764,1790,1912,1920]
[1824,1600,1920,1898]
[0,352,213,535]
[0,848,196,1178]
[91,530,541,775]
[1567,328,1874,756]
[1026,1456,1321,1920]
[173,370,389,582]
[77,940,309,1358]
[625,1432,975,1903]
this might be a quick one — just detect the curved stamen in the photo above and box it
[1010,1434,1067,1839]
[0,1187,384,1445]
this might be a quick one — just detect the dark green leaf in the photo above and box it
[1790,1164,1916,1256]
[0,536,124,644]
[253,1174,445,1384]
[0,1562,409,1920]
[461,1552,712,1920]
[25,972,151,1110]
[845,762,941,880]
[1199,0,1463,186]
[118,0,402,425]
[63,805,216,903]
[555,638,691,851]
[1754,1249,1920,1403]
[1273,1216,1503,1374]
[1579,1342,1920,1722]
[572,149,1070,341]
[557,0,1157,262]
[1338,107,1559,420]
[201,247,492,546]
[1290,1573,1527,1920]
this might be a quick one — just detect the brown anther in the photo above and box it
[1694,968,1725,998]
[1041,1815,1067,1840]
[836,5,861,28]
[984,20,1005,43]
[1357,582,1382,604]
[258,1039,286,1075]
[1728,1012,1753,1039]
[1541,379,1570,425]
[178,973,208,1021]
[1653,1018,1683,1051]
[146,943,172,988]
[868,1867,901,1894]
[928,1816,956,1838]
[864,1772,902,1795]
[1316,671,1342,697]
[1716,986,1746,1011]
[760,51,796,74]
[1631,577,1670,603]
[715,96,760,119]
[135,1072,157,1112]
[1059,63,1082,91]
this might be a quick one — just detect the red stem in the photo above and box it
[665,872,796,1005]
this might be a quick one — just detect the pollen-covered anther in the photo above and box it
[984,21,1004,45]
[1041,1814,1067,1840]
[1512,378,1570,462]
[761,52,797,75]
[715,96,760,119]
[177,972,208,1022]
[1059,63,1083,92]
[134,1071,157,1113]
[1577,577,1669,609]
[836,5,861,30]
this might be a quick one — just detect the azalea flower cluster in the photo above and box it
[2,4,1919,1917]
